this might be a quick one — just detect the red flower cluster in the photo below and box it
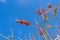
[16,20,30,26]
[35,9,42,16]
[48,4,52,9]
[37,27,44,35]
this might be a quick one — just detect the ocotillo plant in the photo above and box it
[0,0,60,40]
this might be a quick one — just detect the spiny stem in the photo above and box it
[46,31,52,40]
[0,34,9,40]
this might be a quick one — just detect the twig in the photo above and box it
[0,34,9,40]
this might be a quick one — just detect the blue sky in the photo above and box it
[0,0,60,40]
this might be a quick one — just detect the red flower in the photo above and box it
[38,9,42,15]
[35,9,42,16]
[48,4,52,8]
[38,27,44,35]
[16,20,30,26]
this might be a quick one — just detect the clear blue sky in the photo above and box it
[0,0,60,40]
